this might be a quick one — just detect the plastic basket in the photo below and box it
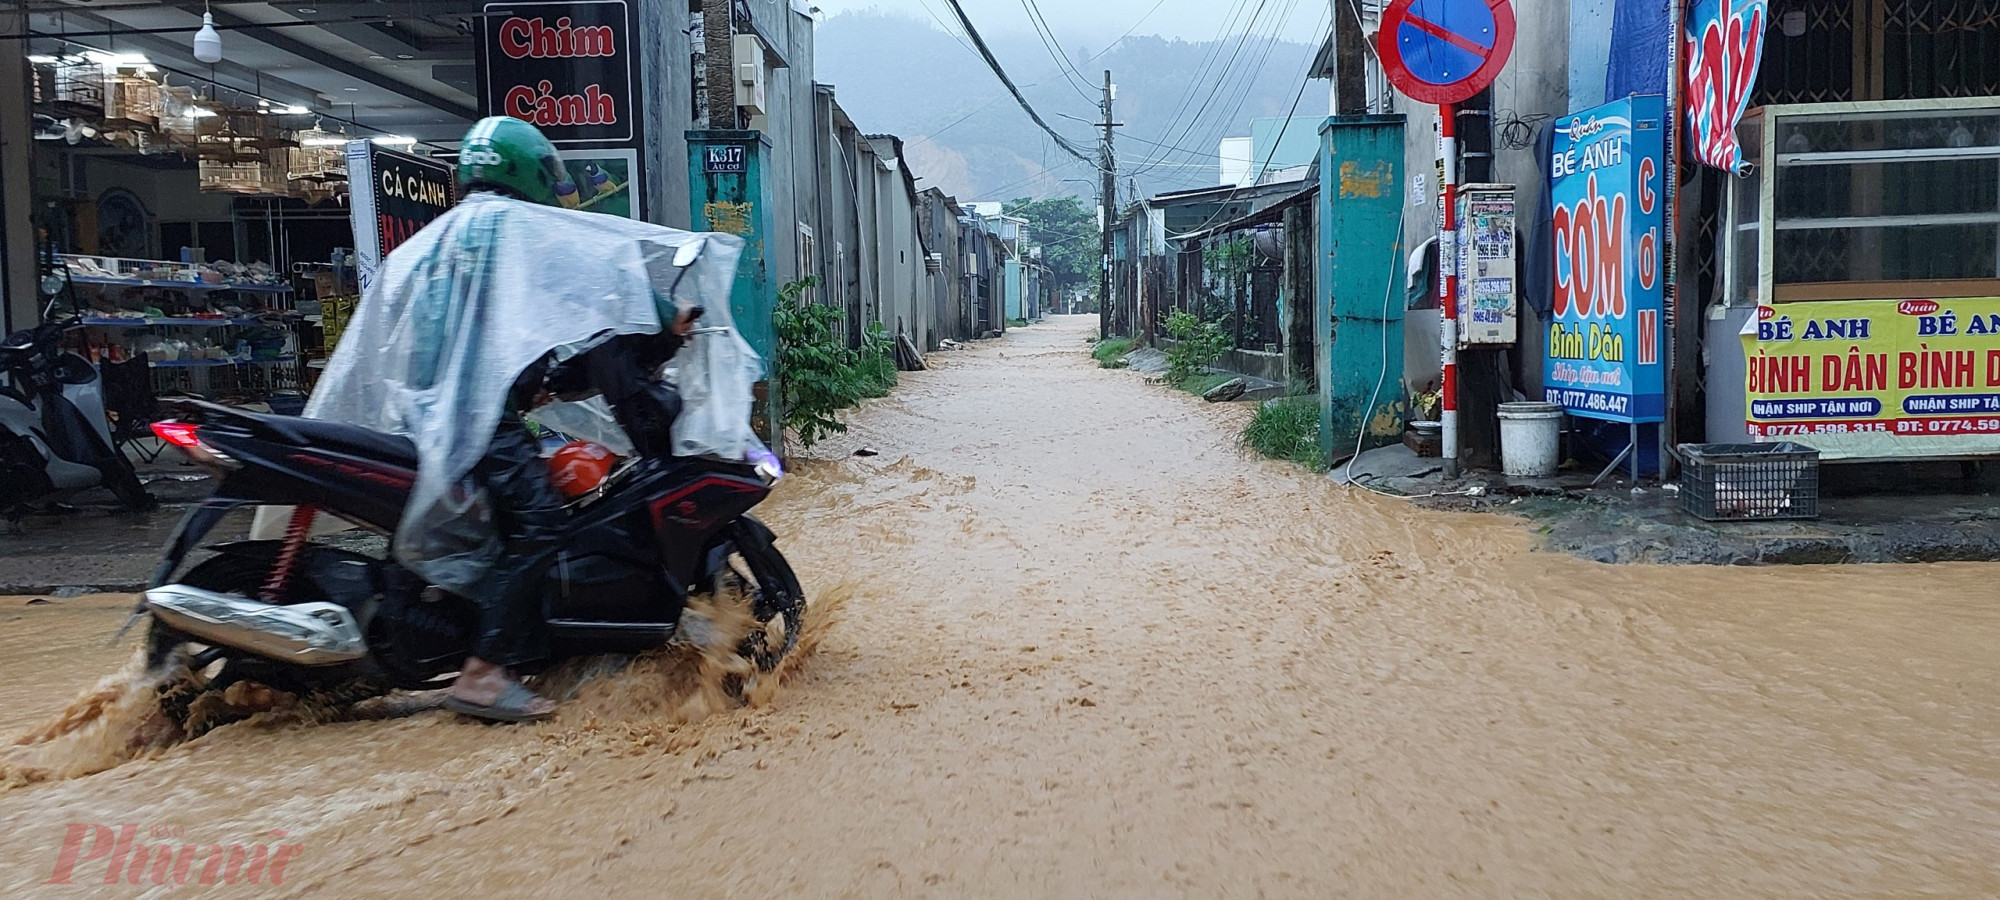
[1678,443,1821,521]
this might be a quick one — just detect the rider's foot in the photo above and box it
[447,656,555,721]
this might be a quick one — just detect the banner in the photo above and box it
[1740,297,2000,459]
[1683,0,1768,175]
[478,0,646,219]
[1544,95,1667,424]
[345,142,455,294]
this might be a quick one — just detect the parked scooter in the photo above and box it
[0,269,152,518]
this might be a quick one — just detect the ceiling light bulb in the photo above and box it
[193,12,223,64]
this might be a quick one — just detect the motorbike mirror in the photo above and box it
[52,354,95,385]
[672,238,704,269]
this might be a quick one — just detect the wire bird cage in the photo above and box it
[49,59,105,114]
[101,69,161,129]
[196,107,297,195]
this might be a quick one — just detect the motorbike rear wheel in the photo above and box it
[145,553,385,738]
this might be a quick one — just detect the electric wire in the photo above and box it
[939,0,1100,168]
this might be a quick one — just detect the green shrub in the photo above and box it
[773,277,900,449]
[1163,310,1231,384]
[1243,394,1325,469]
[1008,317,1030,328]
[1092,336,1136,368]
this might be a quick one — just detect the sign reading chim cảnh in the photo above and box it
[1740,297,2000,460]
[480,0,639,145]
[1543,95,1667,425]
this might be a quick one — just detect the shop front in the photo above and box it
[1690,1,2000,461]
[7,2,487,414]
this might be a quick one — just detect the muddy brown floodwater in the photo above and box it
[3,314,1999,897]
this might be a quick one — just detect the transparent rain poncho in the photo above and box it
[303,193,761,595]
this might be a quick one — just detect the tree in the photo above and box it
[1003,196,1100,293]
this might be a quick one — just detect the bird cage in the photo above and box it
[102,70,161,129]
[155,86,204,149]
[50,59,104,115]
[196,108,292,164]
[288,129,347,181]
[200,150,293,196]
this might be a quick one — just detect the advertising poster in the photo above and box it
[346,141,455,294]
[1544,95,1667,423]
[479,0,647,219]
[557,149,638,219]
[1740,297,2000,459]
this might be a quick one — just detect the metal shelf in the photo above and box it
[149,356,297,369]
[82,317,279,327]
[68,274,292,294]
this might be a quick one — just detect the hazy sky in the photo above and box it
[812,0,1327,48]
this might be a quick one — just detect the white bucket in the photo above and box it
[1497,402,1563,477]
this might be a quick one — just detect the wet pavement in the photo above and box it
[3,315,1999,897]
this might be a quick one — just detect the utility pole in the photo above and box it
[1098,70,1115,340]
[703,0,735,128]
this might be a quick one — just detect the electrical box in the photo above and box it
[1455,183,1517,346]
[733,34,769,116]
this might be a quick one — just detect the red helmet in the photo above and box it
[548,440,616,498]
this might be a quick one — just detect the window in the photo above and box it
[796,223,816,303]
[1729,98,2000,304]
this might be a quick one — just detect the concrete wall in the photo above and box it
[2,29,34,334]
[637,0,692,228]
[1392,0,1569,405]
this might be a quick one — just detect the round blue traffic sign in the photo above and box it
[1376,0,1516,105]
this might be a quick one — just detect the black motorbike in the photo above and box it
[135,343,803,732]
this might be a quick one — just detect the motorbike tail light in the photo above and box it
[152,421,202,448]
[151,421,237,470]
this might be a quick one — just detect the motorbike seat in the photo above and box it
[204,402,418,467]
[271,417,419,467]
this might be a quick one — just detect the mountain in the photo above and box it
[813,12,1322,203]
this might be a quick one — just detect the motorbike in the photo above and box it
[133,320,803,734]
[0,274,152,518]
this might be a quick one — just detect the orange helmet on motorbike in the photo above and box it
[548,440,616,498]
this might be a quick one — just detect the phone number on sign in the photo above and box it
[1749,418,2000,436]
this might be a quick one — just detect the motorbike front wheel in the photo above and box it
[711,520,807,675]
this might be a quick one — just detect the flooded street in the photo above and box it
[4,314,1999,897]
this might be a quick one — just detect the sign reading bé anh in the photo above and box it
[1544,95,1667,424]
[1741,296,2000,459]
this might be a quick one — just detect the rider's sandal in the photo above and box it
[444,682,555,723]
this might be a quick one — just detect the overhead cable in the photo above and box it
[939,0,1100,168]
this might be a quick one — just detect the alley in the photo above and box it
[5,315,2000,897]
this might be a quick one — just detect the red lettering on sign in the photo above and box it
[499,17,616,60]
[504,82,617,127]
[1552,173,1629,320]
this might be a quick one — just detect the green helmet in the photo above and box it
[457,116,567,206]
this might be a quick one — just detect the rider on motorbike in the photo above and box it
[433,117,695,722]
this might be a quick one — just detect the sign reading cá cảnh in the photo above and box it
[1544,95,1668,424]
[1740,297,2000,459]
[479,0,640,146]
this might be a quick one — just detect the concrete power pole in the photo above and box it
[1098,70,1115,340]
[703,0,735,128]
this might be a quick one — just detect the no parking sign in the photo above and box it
[1375,0,1516,104]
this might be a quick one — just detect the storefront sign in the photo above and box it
[480,0,639,145]
[346,142,455,293]
[1683,0,1767,176]
[1545,95,1667,423]
[1740,297,2000,459]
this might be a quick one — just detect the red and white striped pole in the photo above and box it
[1439,103,1460,477]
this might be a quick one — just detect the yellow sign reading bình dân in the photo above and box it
[1740,297,2000,459]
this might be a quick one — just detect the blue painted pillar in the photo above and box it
[687,129,780,452]
[1317,115,1407,462]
